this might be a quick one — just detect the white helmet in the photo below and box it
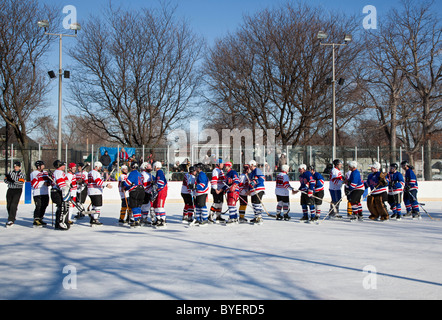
[94,161,103,168]
[369,162,380,170]
[140,162,149,170]
[121,165,128,171]
[298,164,307,170]
[153,161,162,170]
[348,161,358,168]
[249,160,257,167]
[282,164,290,172]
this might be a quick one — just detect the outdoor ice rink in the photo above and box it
[1,199,441,300]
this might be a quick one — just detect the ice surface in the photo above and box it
[1,200,441,300]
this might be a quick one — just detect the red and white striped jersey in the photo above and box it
[275,172,293,196]
[52,169,69,190]
[118,172,129,199]
[87,169,105,195]
[66,172,77,195]
[30,170,49,196]
[329,167,343,190]
[211,167,225,190]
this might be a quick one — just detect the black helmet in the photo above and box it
[195,163,204,170]
[307,165,315,171]
[53,160,66,169]
[333,159,342,167]
[13,161,21,167]
[188,166,196,173]
[77,162,85,168]
[35,160,45,168]
[390,163,398,170]
[400,161,409,167]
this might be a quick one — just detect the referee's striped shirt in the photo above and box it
[4,170,26,189]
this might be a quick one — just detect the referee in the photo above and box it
[4,161,26,227]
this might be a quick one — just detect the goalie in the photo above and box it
[364,162,389,221]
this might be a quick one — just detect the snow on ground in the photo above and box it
[1,200,442,300]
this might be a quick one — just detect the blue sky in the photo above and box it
[37,0,441,123]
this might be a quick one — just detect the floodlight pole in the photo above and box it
[320,42,347,161]
[44,32,77,160]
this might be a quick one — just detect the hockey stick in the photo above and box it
[405,189,438,221]
[245,174,274,217]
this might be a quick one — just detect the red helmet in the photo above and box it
[68,163,76,169]
[224,161,232,167]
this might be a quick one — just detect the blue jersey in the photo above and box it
[248,167,265,192]
[347,169,364,191]
[387,171,405,194]
[154,169,167,191]
[404,168,418,191]
[225,169,240,193]
[124,170,143,192]
[196,171,209,195]
[311,172,325,192]
[364,172,388,194]
[299,171,315,194]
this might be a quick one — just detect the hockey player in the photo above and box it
[181,166,196,223]
[118,165,131,224]
[210,159,225,223]
[346,161,365,221]
[30,160,50,227]
[75,162,88,219]
[329,159,344,219]
[66,163,77,224]
[51,160,71,230]
[87,161,113,226]
[140,162,154,225]
[224,162,240,224]
[152,161,168,228]
[387,163,405,220]
[364,162,389,221]
[275,164,295,221]
[248,160,265,224]
[309,165,325,222]
[194,163,210,225]
[401,161,420,219]
[124,162,144,227]
[293,164,316,222]
[238,164,250,223]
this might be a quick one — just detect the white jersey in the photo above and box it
[30,170,49,196]
[52,169,69,190]
[118,172,129,199]
[329,167,343,190]
[211,167,225,190]
[66,172,77,196]
[88,170,105,196]
[275,172,293,197]
[75,170,88,192]
[238,173,249,196]
[181,172,196,195]
[142,171,153,193]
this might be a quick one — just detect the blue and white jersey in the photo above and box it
[124,170,143,192]
[311,172,325,193]
[248,167,265,193]
[196,171,210,195]
[404,168,418,191]
[225,169,240,193]
[299,171,315,195]
[387,171,405,194]
[154,169,167,192]
[346,169,364,191]
[364,172,388,194]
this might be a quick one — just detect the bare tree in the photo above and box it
[202,2,362,147]
[0,0,60,175]
[69,3,204,148]
[385,0,442,179]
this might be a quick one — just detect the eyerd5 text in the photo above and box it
[176,304,265,317]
